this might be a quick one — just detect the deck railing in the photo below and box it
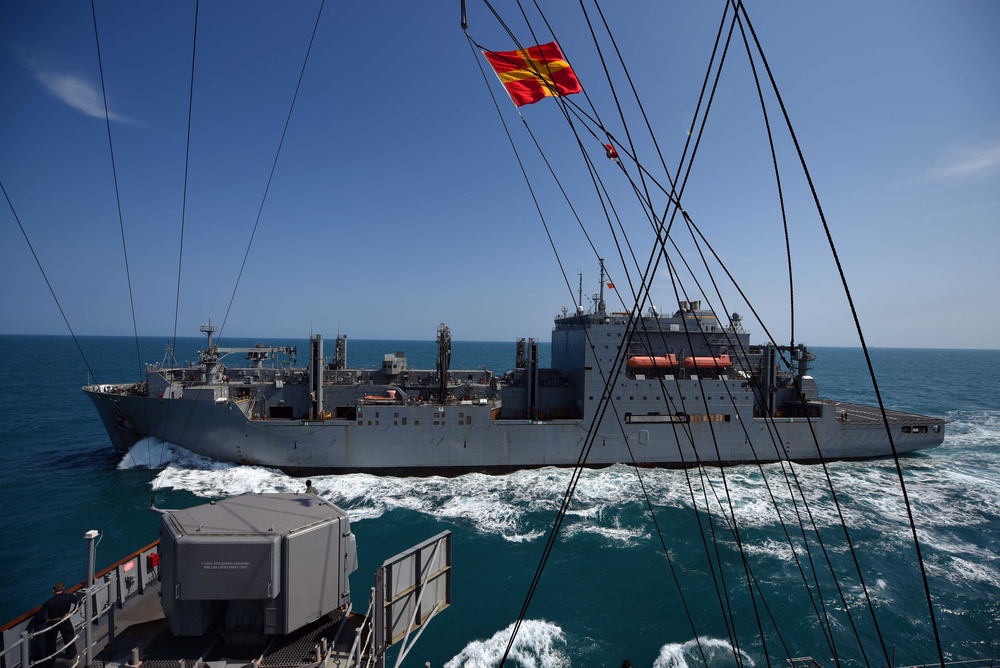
[0,536,160,668]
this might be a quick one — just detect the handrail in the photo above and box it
[1,540,159,633]
[1,540,160,668]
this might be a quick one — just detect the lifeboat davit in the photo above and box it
[627,354,678,369]
[682,354,731,369]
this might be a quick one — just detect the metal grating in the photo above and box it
[260,609,347,668]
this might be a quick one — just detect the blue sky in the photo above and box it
[2,1,998,349]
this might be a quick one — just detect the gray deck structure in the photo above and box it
[0,496,451,668]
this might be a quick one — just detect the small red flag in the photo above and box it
[607,282,615,289]
[483,42,582,107]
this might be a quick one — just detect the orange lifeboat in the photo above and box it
[363,389,398,403]
[627,354,678,369]
[682,354,731,369]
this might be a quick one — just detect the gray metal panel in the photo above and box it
[175,538,277,600]
[160,525,179,632]
[282,517,345,634]
[376,531,452,650]
[167,493,345,537]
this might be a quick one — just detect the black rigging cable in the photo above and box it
[89,0,151,473]
[161,1,326,459]
[2,3,160,480]
[590,5,782,661]
[471,5,735,665]
[467,15,716,663]
[732,2,944,664]
[172,0,199,367]
[665,232,841,660]
[1,184,96,385]
[466,0,944,665]
[152,0,201,474]
[639,8,874,658]
[473,3,762,663]
[217,0,327,342]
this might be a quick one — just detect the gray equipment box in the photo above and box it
[160,493,358,637]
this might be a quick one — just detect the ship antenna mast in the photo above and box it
[597,258,606,315]
[200,321,216,350]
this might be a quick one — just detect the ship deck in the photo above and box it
[83,581,367,668]
[823,400,945,425]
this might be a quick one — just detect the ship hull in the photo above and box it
[85,389,944,475]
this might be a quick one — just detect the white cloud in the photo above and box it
[20,53,134,124]
[925,142,1000,181]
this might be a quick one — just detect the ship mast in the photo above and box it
[597,258,606,315]
[199,321,219,377]
[436,323,451,405]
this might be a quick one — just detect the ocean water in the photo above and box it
[0,335,997,667]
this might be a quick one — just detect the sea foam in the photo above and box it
[654,636,755,668]
[444,619,567,668]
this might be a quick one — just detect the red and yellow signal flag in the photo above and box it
[483,41,582,107]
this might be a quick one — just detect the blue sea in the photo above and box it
[1,335,998,667]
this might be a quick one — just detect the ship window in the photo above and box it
[725,415,731,422]
[357,421,362,426]
[375,421,380,426]
[630,396,634,400]
[394,412,399,418]
[368,421,372,426]
[402,417,407,426]
[902,426,911,433]
[434,420,440,426]
[933,425,940,433]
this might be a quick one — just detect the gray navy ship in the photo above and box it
[84,271,945,475]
